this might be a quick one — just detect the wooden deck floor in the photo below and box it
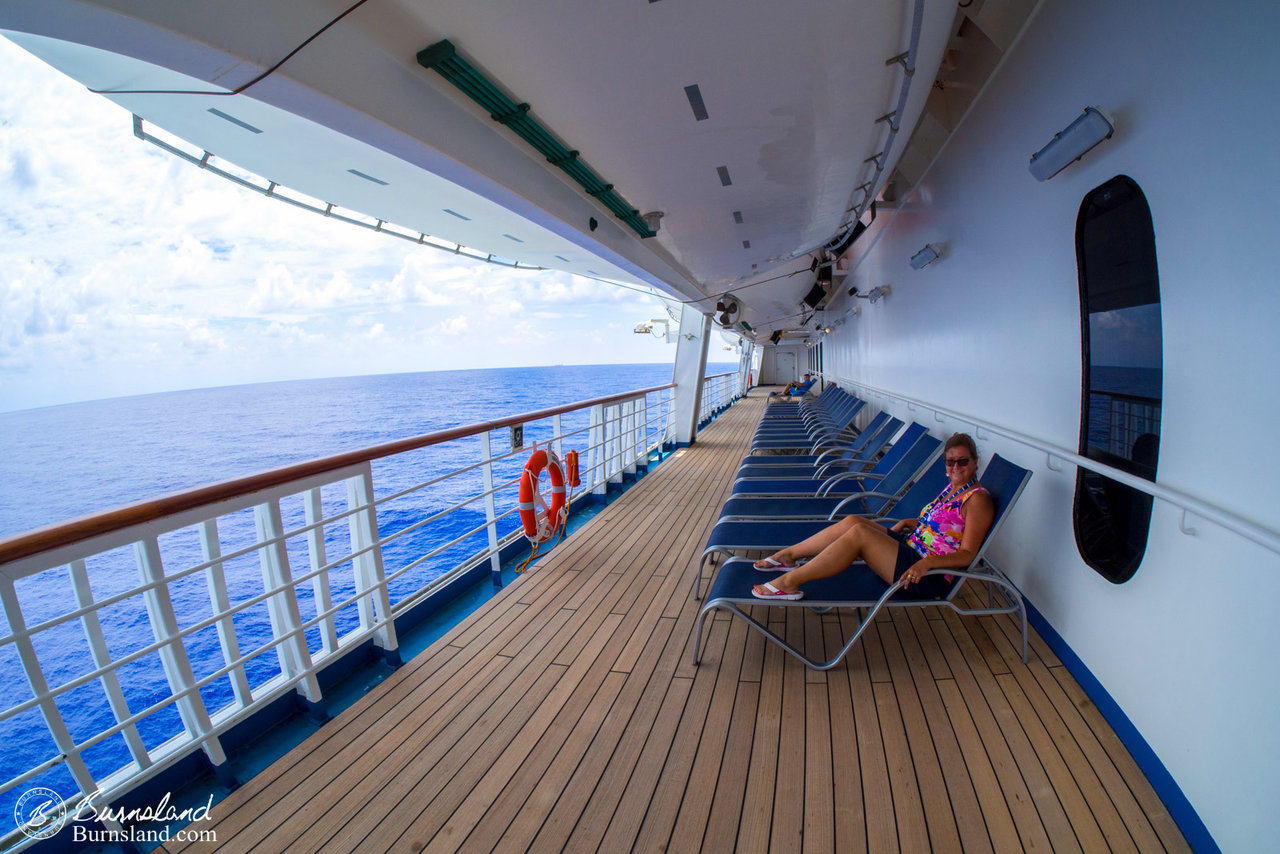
[168,390,1188,853]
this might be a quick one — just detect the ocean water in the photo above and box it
[0,362,733,829]
[0,363,730,537]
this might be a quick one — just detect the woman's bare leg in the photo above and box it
[765,515,886,565]
[763,523,901,593]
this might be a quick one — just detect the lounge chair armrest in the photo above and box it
[828,490,899,515]
[817,470,888,495]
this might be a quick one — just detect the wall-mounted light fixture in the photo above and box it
[1029,107,1114,181]
[634,318,672,341]
[909,244,940,269]
[849,285,892,303]
[642,211,664,233]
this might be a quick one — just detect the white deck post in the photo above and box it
[669,304,711,446]
[0,579,104,806]
[345,466,399,657]
[588,403,606,495]
[737,341,755,395]
[607,404,623,485]
[69,559,152,769]
[623,400,638,475]
[199,519,254,705]
[478,430,502,584]
[552,413,565,461]
[135,536,230,765]
[302,490,340,654]
[252,504,323,705]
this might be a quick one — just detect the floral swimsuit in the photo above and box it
[907,477,987,560]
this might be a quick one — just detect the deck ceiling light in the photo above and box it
[684,84,709,121]
[1029,107,1114,181]
[910,244,940,269]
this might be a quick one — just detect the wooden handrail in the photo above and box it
[0,383,675,566]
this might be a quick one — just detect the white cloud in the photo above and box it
[429,315,470,336]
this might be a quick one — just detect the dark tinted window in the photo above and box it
[1073,176,1162,583]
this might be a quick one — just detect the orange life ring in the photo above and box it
[518,448,567,543]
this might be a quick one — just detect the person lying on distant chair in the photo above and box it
[750,432,994,600]
[769,373,815,400]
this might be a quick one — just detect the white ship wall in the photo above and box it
[824,0,1280,847]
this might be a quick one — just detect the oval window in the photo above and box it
[1073,175,1162,583]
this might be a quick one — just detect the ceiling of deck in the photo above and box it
[1,0,957,338]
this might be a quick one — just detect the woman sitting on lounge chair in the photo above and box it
[751,432,994,600]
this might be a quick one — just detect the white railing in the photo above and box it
[698,371,742,423]
[840,378,1280,557]
[0,383,673,848]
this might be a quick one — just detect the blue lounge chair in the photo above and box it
[692,454,1033,669]
[752,395,865,441]
[721,437,945,520]
[756,385,852,421]
[759,383,845,418]
[736,421,928,482]
[749,410,897,456]
[694,439,944,598]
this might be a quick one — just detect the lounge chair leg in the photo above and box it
[692,604,715,665]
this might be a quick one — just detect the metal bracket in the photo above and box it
[885,51,915,76]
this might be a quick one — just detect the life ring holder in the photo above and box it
[515,445,572,574]
[518,446,568,544]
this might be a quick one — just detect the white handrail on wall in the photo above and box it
[0,383,675,850]
[840,379,1280,557]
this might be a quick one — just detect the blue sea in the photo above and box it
[0,362,732,830]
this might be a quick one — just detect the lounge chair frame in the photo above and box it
[692,558,1029,670]
[694,454,1032,670]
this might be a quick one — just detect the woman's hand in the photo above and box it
[890,518,916,533]
[901,559,927,587]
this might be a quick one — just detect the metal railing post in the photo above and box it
[623,400,638,475]
[589,404,606,495]
[136,535,230,764]
[345,466,399,656]
[479,431,502,585]
[302,491,340,655]
[252,504,322,705]
[607,404,623,485]
[69,559,152,768]
[0,579,102,803]
[199,519,253,706]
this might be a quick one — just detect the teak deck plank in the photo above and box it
[168,389,1190,853]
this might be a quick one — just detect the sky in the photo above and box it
[0,36,686,414]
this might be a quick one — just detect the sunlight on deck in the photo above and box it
[167,390,1188,853]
